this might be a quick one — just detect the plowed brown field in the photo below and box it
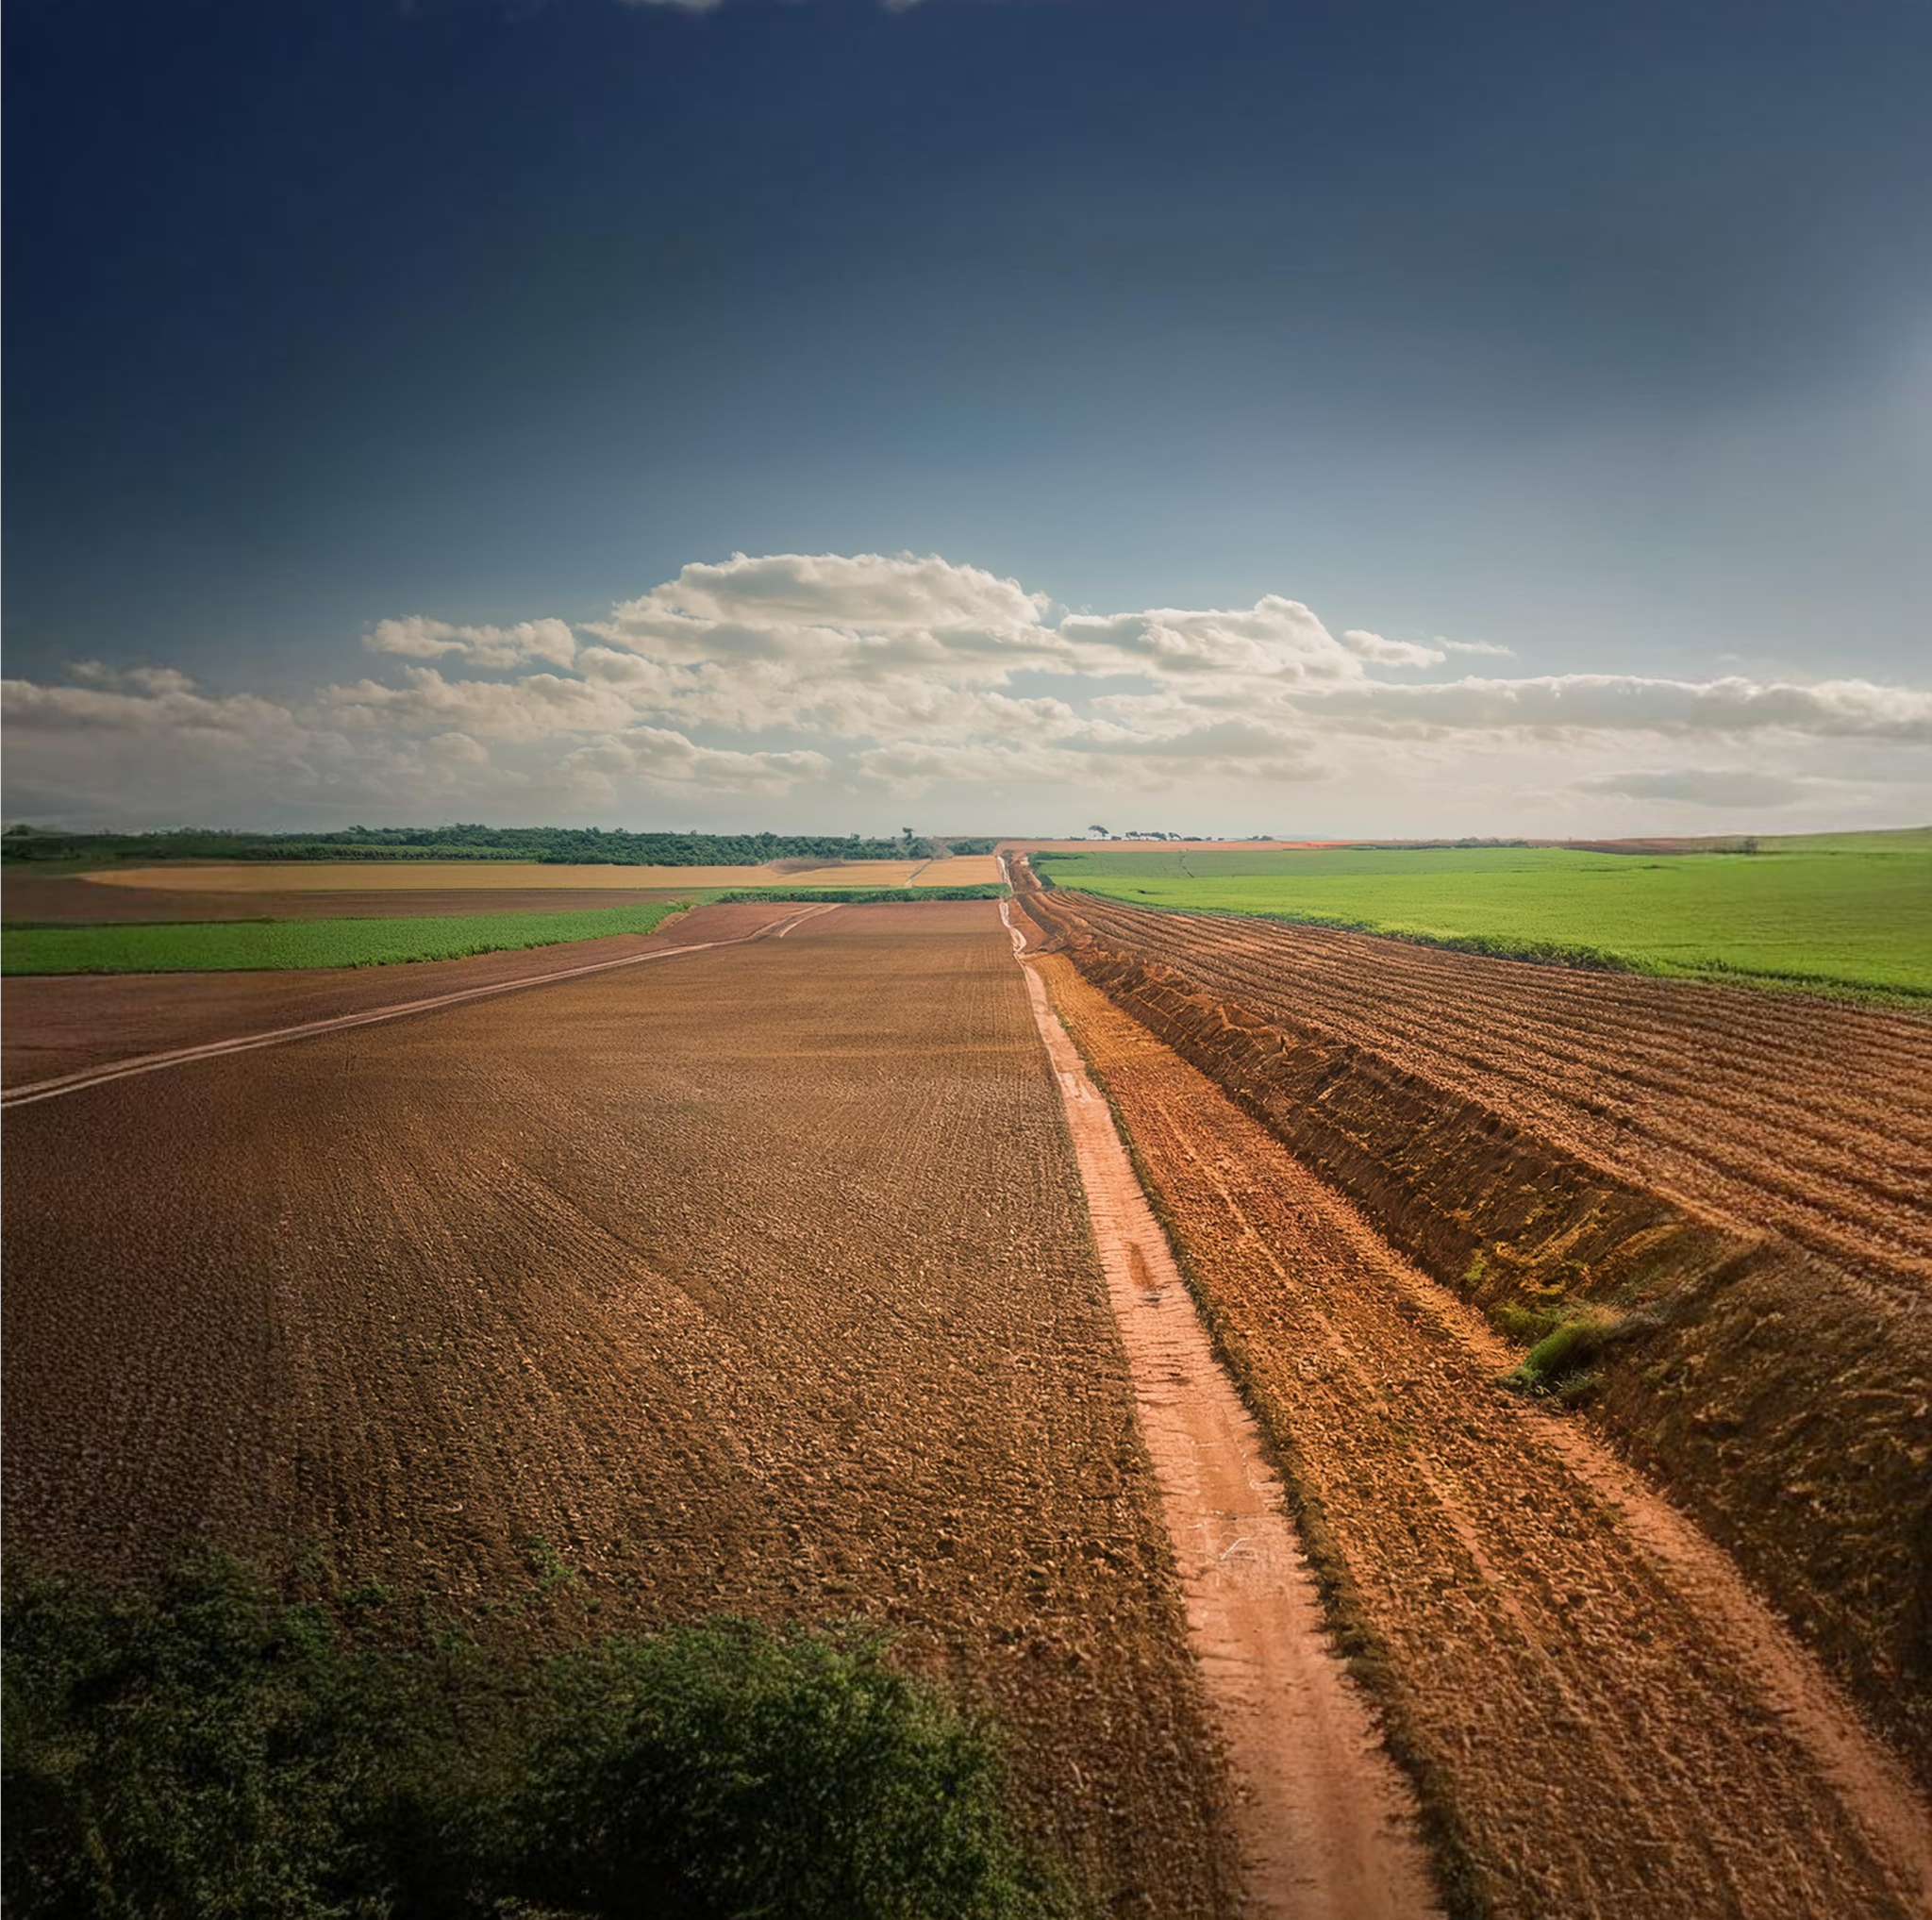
[1,901,1236,1915]
[1046,890,1932,1293]
[0,901,810,1088]
[1036,951,1932,1920]
[1019,867,1932,1783]
[85,859,935,892]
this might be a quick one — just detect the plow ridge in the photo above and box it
[1016,874,1932,1776]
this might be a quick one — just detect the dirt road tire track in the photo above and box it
[0,902,840,1107]
[1005,904,1439,1920]
[1036,951,1932,1920]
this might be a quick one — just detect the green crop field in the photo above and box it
[1036,828,1932,1001]
[0,901,685,976]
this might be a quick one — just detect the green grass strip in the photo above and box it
[0,902,685,976]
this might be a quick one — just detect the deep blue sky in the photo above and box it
[5,0,1929,831]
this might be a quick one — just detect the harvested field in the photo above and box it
[1,900,1237,1915]
[83,859,937,893]
[1019,868,1932,1774]
[1035,949,1932,1920]
[907,854,1005,886]
[0,901,805,1089]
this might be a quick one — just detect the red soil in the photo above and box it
[1038,893,1932,1296]
[0,902,808,1089]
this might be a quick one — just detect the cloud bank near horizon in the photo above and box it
[4,551,1927,834]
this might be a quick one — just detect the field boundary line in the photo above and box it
[1,904,839,1109]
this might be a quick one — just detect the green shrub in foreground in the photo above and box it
[2,1558,1066,1920]
[512,1626,1062,1920]
[1500,1314,1621,1404]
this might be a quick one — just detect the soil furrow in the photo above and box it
[1048,892,1932,1286]
[3,903,1241,1916]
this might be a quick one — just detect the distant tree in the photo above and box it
[1088,824,1108,839]
[1740,836,1760,855]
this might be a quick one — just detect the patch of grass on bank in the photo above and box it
[2,1556,1069,1920]
[1500,1313,1624,1404]
[716,885,1010,904]
[1037,829,1932,1000]
[0,902,685,976]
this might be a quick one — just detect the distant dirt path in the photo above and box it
[1006,903,1440,1920]
[0,903,840,1110]
[1036,947,1932,1919]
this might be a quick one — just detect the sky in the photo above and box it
[4,0,1928,838]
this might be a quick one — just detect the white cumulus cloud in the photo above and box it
[366,616,578,670]
[5,552,1928,829]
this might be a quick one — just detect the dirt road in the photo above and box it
[1,903,839,1109]
[1007,906,1439,1920]
[3,900,1236,1915]
[1036,951,1932,1919]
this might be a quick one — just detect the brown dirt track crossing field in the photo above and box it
[0,901,814,1088]
[1,901,1237,1914]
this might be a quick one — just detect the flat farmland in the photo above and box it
[1,900,1235,1914]
[909,853,1006,885]
[1042,834,1932,999]
[0,900,806,1088]
[1,901,693,976]
[0,873,694,925]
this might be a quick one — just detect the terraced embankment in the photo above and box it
[1013,862,1932,1778]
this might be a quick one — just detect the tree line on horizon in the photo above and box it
[0,824,999,866]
